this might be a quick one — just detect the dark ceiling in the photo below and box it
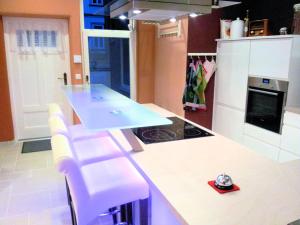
[231,0,300,34]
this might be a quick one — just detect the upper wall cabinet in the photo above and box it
[248,38,292,80]
[215,40,250,110]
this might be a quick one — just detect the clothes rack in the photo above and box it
[187,53,217,57]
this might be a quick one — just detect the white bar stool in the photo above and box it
[48,103,107,141]
[51,134,149,225]
[49,116,124,165]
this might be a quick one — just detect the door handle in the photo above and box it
[57,73,68,85]
[248,88,278,96]
[85,75,89,83]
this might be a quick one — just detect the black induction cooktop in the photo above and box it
[132,117,213,144]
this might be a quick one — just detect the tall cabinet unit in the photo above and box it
[213,40,250,144]
[213,35,300,162]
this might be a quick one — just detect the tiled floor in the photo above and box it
[0,141,112,225]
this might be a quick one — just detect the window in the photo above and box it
[16,30,24,47]
[16,29,58,48]
[90,0,103,6]
[92,23,104,30]
[90,23,105,50]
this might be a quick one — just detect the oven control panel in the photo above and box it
[248,76,289,92]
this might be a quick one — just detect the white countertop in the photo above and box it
[113,104,300,225]
[216,35,300,42]
[62,85,171,131]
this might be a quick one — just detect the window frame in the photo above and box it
[89,0,103,6]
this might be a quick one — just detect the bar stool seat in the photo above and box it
[72,136,123,165]
[48,103,107,141]
[80,157,149,214]
[51,134,149,225]
[68,124,106,141]
[49,115,108,142]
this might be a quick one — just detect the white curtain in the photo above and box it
[6,18,67,55]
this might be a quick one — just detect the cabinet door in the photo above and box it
[215,40,250,110]
[278,150,300,163]
[244,123,281,147]
[249,39,292,80]
[281,125,300,156]
[213,104,245,144]
[243,135,280,161]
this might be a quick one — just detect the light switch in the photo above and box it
[73,55,82,64]
[75,74,82,80]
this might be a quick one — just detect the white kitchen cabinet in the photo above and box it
[244,123,281,147]
[249,38,292,80]
[215,40,250,110]
[214,36,300,162]
[213,104,245,144]
[278,150,300,163]
[281,125,300,156]
[243,135,280,161]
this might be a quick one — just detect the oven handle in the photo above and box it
[248,88,279,96]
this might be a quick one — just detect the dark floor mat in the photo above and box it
[22,139,52,153]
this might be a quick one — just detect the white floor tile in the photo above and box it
[17,151,52,162]
[0,181,11,218]
[7,191,52,216]
[0,170,32,182]
[29,206,72,225]
[14,158,48,172]
[11,168,64,195]
[0,214,29,225]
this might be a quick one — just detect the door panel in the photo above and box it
[3,17,72,140]
[243,135,280,161]
[215,40,250,110]
[249,39,291,79]
[213,103,245,144]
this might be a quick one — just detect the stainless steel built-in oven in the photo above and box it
[246,77,289,134]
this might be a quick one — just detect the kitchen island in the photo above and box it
[111,104,300,225]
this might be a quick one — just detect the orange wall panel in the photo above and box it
[154,18,188,117]
[0,16,14,141]
[136,22,155,103]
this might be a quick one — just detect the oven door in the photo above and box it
[246,87,285,133]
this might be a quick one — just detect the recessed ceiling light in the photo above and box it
[133,9,142,14]
[169,17,177,23]
[189,13,198,18]
[119,15,127,20]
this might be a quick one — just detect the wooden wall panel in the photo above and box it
[0,16,14,141]
[154,19,188,117]
[136,21,155,103]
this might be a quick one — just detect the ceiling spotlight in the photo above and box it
[189,13,198,18]
[119,15,127,20]
[169,17,177,23]
[133,9,142,14]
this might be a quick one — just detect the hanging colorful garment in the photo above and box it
[194,61,208,110]
[183,57,217,111]
[203,57,217,83]
[182,60,200,111]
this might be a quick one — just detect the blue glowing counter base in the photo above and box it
[62,84,172,131]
